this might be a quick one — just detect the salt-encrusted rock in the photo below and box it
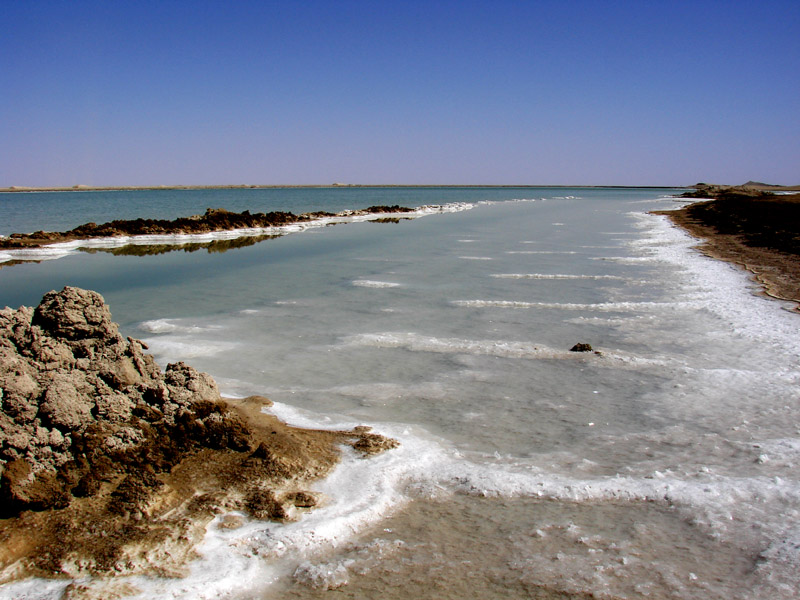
[0,286,400,579]
[39,372,95,431]
[164,361,220,407]
[0,286,236,513]
[0,368,40,421]
[32,287,118,341]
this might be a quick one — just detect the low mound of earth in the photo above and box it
[658,190,800,308]
[0,205,415,249]
[0,287,398,581]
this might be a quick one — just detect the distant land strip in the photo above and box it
[0,184,690,193]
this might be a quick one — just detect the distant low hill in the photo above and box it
[742,181,774,188]
[690,182,800,192]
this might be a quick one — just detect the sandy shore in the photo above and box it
[655,190,800,310]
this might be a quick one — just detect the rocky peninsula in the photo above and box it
[0,287,398,582]
[657,185,800,308]
[0,206,414,250]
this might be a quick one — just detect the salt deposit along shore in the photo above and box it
[0,287,398,585]
[0,206,416,250]
[656,187,800,309]
[0,203,474,267]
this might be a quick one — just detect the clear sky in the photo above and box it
[1,0,798,187]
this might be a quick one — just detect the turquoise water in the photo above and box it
[1,187,799,600]
[1,186,610,236]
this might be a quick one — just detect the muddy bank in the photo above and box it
[0,287,397,582]
[656,190,800,308]
[0,206,414,250]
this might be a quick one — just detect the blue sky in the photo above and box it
[1,0,798,186]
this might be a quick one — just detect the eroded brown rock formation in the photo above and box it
[0,206,415,250]
[0,287,398,579]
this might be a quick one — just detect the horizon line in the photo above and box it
[2,183,694,193]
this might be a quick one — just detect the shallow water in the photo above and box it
[1,187,798,599]
[271,495,754,600]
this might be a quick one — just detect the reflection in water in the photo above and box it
[78,234,284,257]
[1,218,410,270]
[368,217,413,224]
[0,259,43,270]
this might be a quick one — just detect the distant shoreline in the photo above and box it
[0,184,685,193]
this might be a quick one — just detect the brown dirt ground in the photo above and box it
[656,203,800,311]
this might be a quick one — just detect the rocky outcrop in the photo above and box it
[0,286,241,515]
[0,287,398,578]
[0,206,415,249]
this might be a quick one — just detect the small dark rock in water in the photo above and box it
[350,432,401,456]
[569,343,593,352]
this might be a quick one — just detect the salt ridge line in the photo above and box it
[633,211,800,354]
[490,273,626,280]
[451,299,705,311]
[446,457,800,516]
[568,314,658,324]
[591,255,659,263]
[340,332,667,367]
[351,280,402,288]
[0,202,474,264]
[138,318,220,334]
[475,196,581,206]
[138,337,240,360]
[506,250,579,255]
